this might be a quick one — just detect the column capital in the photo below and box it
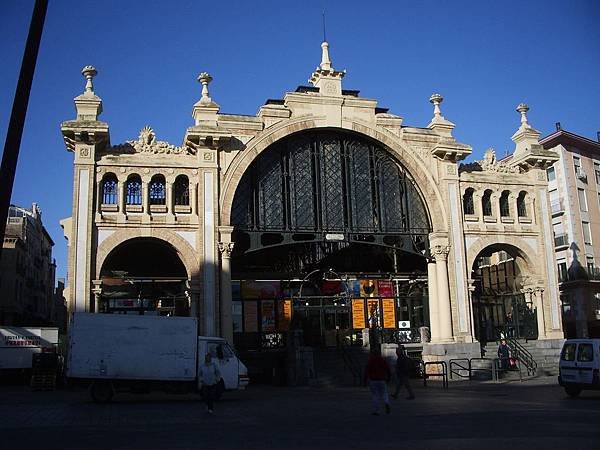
[218,242,235,258]
[431,245,451,261]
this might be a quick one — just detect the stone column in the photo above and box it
[529,286,547,339]
[166,177,174,215]
[218,241,235,344]
[141,176,150,215]
[433,245,453,342]
[118,179,125,213]
[91,279,102,313]
[427,260,440,342]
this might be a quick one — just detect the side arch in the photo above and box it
[466,236,539,279]
[220,118,449,234]
[95,228,199,279]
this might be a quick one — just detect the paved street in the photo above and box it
[1,377,599,449]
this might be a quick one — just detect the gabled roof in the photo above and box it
[540,129,600,154]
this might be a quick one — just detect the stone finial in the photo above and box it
[320,41,332,71]
[430,93,443,118]
[198,72,213,104]
[516,103,529,125]
[81,65,97,94]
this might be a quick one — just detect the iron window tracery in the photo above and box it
[482,190,493,217]
[149,175,166,205]
[126,175,142,205]
[231,131,431,254]
[102,174,118,204]
[174,175,190,206]
[463,188,475,215]
[500,191,510,217]
[517,191,528,217]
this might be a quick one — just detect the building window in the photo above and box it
[547,166,556,182]
[553,222,568,247]
[499,191,510,217]
[149,175,166,205]
[586,257,595,275]
[126,175,142,205]
[594,162,600,185]
[517,191,528,217]
[574,156,581,175]
[174,175,190,206]
[557,261,568,282]
[482,189,493,217]
[578,188,588,212]
[101,174,118,205]
[583,221,592,244]
[463,188,475,215]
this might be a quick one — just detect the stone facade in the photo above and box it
[60,43,564,352]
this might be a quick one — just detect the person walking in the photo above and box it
[364,347,391,415]
[199,353,221,414]
[497,339,511,371]
[391,345,415,400]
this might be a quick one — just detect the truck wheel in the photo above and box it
[214,380,225,400]
[565,386,581,398]
[90,381,114,403]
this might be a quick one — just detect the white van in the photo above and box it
[558,339,600,397]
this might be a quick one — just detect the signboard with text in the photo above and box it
[352,299,366,329]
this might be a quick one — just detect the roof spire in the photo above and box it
[82,65,97,95]
[320,41,332,71]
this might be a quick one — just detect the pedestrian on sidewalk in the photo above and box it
[199,353,221,414]
[364,346,391,415]
[391,345,415,400]
[497,339,511,371]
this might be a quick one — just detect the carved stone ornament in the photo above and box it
[218,242,235,258]
[459,148,521,174]
[431,245,451,260]
[110,126,196,155]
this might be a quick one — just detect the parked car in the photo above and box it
[558,339,600,397]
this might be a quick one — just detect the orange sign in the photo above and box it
[352,299,366,329]
[382,298,396,329]
[278,299,292,331]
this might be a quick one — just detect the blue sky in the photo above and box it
[1,0,599,280]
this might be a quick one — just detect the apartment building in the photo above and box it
[541,127,600,337]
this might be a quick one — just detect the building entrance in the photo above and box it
[293,297,351,347]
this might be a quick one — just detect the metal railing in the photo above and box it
[422,361,448,389]
[504,337,537,377]
[449,358,471,380]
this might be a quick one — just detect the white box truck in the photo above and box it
[0,327,59,372]
[67,313,249,402]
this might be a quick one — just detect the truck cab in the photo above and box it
[198,337,249,397]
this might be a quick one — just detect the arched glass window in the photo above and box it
[500,191,510,217]
[482,190,493,217]
[126,175,142,205]
[463,188,475,215]
[174,175,190,206]
[101,174,118,205]
[149,175,166,205]
[517,191,528,217]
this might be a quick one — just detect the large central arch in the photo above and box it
[220,120,448,234]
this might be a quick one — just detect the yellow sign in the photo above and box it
[279,299,292,331]
[352,298,366,329]
[382,298,396,329]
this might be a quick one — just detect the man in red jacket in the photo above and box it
[364,346,391,415]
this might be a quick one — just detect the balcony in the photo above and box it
[550,200,564,216]
[554,233,569,249]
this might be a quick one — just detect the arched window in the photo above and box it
[517,191,528,217]
[463,188,475,215]
[149,175,166,205]
[174,175,190,206]
[500,191,510,217]
[482,190,493,217]
[126,175,142,205]
[101,174,118,205]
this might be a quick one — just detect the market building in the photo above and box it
[60,42,564,374]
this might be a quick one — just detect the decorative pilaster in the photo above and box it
[432,244,453,342]
[218,241,235,344]
[427,260,440,342]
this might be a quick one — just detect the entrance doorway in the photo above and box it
[293,297,351,347]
